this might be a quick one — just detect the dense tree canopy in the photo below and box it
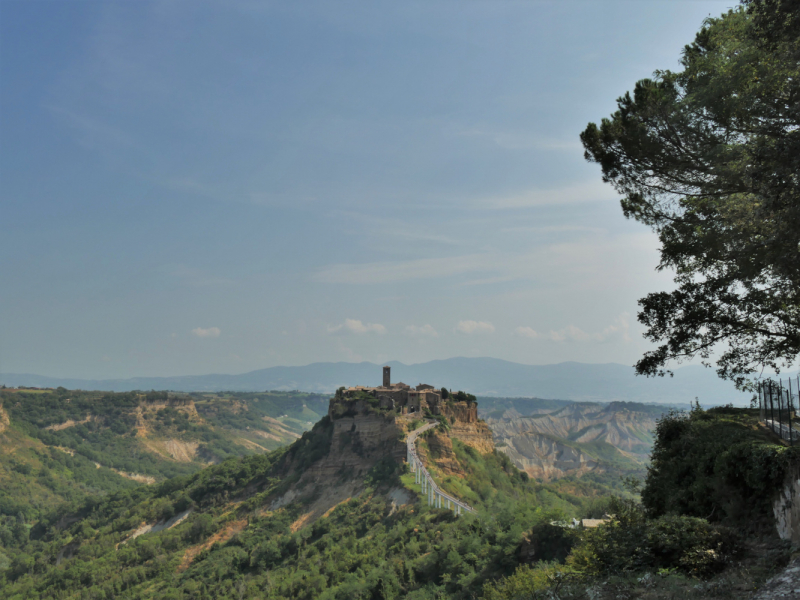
[581,0,800,389]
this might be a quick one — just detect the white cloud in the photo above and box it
[548,325,590,342]
[327,318,387,335]
[548,314,631,343]
[514,326,539,339]
[404,324,439,338]
[191,326,221,338]
[455,320,495,335]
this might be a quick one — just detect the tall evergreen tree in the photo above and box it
[581,1,800,389]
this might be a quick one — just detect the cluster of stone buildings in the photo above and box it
[341,366,444,415]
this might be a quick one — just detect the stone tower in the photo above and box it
[383,366,391,388]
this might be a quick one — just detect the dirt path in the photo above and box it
[752,557,800,599]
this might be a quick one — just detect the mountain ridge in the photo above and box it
[1,357,752,404]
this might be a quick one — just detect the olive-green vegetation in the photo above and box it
[0,388,327,523]
[2,395,788,599]
[483,406,792,599]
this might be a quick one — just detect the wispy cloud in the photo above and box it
[334,212,460,246]
[547,314,631,343]
[191,327,221,338]
[455,320,495,335]
[475,181,618,209]
[404,324,439,338]
[514,326,539,339]
[327,319,387,335]
[314,254,496,285]
[313,232,659,289]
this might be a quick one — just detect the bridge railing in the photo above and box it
[759,377,800,444]
[406,421,475,516]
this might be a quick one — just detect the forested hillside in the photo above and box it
[0,386,792,599]
[0,402,625,600]
[0,388,327,523]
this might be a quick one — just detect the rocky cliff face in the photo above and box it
[423,432,464,477]
[441,401,479,423]
[449,420,495,454]
[309,411,405,479]
[274,396,494,528]
[439,401,494,454]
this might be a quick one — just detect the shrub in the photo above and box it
[568,499,740,577]
[483,563,582,600]
[519,522,577,564]
[642,407,800,527]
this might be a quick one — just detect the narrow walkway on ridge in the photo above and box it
[406,420,475,516]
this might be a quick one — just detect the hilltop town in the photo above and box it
[331,366,481,423]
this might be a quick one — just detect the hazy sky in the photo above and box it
[1,0,733,379]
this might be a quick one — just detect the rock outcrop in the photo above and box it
[449,420,495,454]
[423,431,464,477]
[308,411,405,480]
[774,469,800,544]
[441,402,479,423]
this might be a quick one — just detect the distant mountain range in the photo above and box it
[1,358,752,405]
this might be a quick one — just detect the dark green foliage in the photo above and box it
[453,391,476,406]
[280,416,334,473]
[569,499,740,577]
[642,406,798,527]
[581,5,800,389]
[521,523,577,564]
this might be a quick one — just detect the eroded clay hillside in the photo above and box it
[0,387,328,520]
[481,399,668,482]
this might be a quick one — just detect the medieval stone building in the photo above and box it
[341,366,444,415]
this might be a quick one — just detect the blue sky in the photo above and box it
[1,0,733,379]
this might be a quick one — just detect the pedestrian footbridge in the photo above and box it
[406,421,475,516]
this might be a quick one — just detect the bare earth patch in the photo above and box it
[45,416,93,431]
[141,438,199,462]
[236,437,271,453]
[178,519,247,572]
[752,557,800,599]
[117,510,192,548]
[289,481,362,533]
[0,403,10,433]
